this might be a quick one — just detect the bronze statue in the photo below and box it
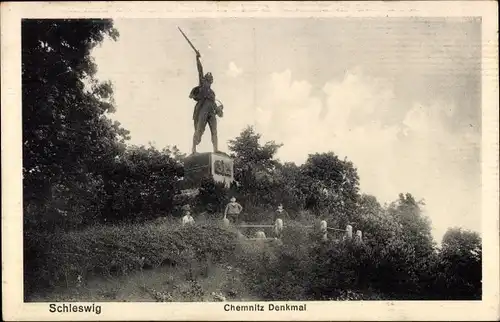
[179,27,223,154]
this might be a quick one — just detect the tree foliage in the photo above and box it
[196,177,229,215]
[434,228,482,299]
[101,145,184,223]
[22,19,128,230]
[228,126,283,209]
[354,194,398,247]
[273,162,307,212]
[300,152,360,223]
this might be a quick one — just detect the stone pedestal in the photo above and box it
[182,152,234,189]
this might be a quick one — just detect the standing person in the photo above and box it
[223,197,243,225]
[273,204,290,222]
[181,204,195,226]
[189,51,222,154]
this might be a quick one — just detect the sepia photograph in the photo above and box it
[2,1,499,321]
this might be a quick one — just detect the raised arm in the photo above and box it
[196,52,203,84]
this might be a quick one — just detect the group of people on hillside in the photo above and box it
[180,197,290,227]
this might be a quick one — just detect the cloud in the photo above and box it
[255,68,481,242]
[226,61,243,78]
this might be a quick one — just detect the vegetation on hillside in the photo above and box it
[23,19,481,301]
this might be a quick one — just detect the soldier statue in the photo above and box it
[189,51,223,154]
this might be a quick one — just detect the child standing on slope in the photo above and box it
[181,204,195,226]
[273,204,290,222]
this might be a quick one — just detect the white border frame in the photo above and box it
[2,1,498,321]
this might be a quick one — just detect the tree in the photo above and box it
[228,126,283,209]
[354,194,399,247]
[300,152,360,222]
[383,193,437,296]
[102,145,184,223]
[387,193,435,258]
[273,162,307,213]
[434,228,482,299]
[22,19,127,230]
[196,177,228,215]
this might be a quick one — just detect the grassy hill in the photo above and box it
[25,216,396,302]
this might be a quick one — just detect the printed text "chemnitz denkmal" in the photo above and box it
[224,303,307,312]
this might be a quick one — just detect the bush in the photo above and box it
[196,177,229,215]
[307,239,375,299]
[24,220,237,299]
[233,221,316,300]
[233,220,383,301]
[430,228,482,300]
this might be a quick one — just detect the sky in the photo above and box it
[92,17,481,242]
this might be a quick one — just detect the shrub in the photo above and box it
[24,221,237,299]
[233,219,384,301]
[196,177,229,215]
[307,239,375,300]
[430,228,482,300]
[233,221,316,300]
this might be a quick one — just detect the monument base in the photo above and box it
[182,151,234,189]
